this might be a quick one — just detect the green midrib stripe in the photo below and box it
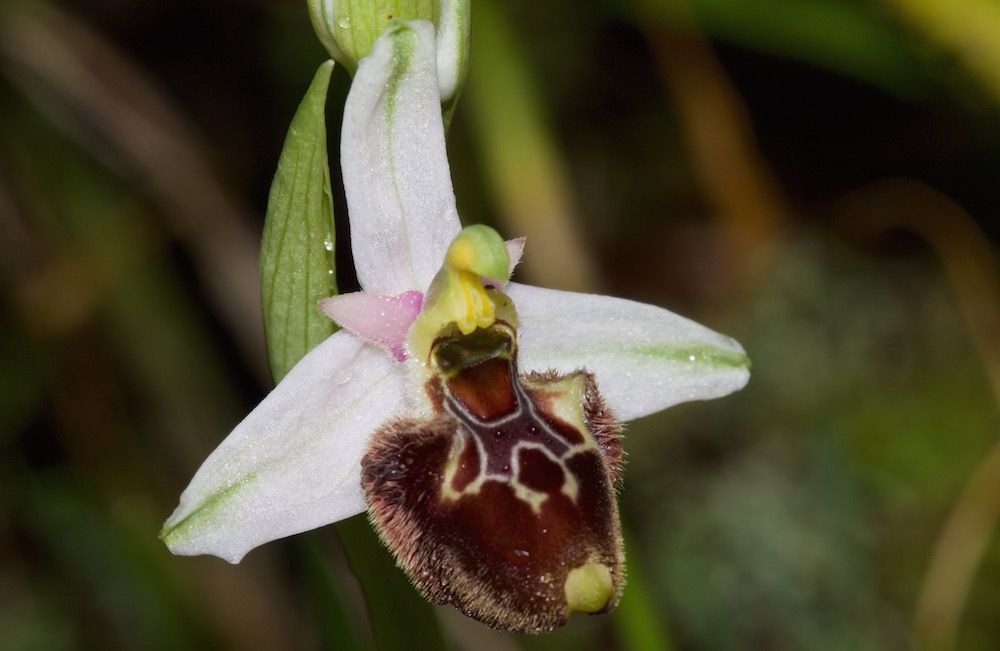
[159,473,256,544]
[542,344,750,370]
[629,344,751,369]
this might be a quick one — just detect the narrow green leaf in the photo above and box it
[261,60,338,382]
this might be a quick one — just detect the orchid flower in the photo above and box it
[161,20,749,633]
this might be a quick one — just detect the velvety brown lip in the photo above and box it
[361,324,624,633]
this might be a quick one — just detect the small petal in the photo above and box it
[506,283,750,422]
[161,332,407,563]
[342,20,461,295]
[504,237,526,281]
[319,291,423,361]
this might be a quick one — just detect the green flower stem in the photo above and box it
[298,534,371,651]
[613,527,676,651]
[336,516,447,651]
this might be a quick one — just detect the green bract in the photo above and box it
[259,61,338,382]
[308,0,470,115]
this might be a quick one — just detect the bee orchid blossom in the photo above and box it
[161,20,749,633]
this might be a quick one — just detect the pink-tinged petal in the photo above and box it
[505,237,525,278]
[341,21,461,294]
[319,291,423,361]
[507,283,750,422]
[161,331,408,563]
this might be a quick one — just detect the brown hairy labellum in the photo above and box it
[361,324,625,633]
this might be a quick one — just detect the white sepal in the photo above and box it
[507,283,750,422]
[161,332,407,563]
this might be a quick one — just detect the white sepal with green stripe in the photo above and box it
[507,283,750,421]
[160,333,406,563]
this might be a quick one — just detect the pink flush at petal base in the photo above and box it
[319,291,424,361]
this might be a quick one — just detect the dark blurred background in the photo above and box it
[3,0,1000,649]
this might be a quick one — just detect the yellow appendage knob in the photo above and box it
[564,562,613,614]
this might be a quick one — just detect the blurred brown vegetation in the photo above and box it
[2,0,1000,649]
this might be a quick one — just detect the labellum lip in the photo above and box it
[361,323,625,633]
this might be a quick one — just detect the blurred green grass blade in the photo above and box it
[337,516,447,651]
[0,322,45,446]
[613,529,675,651]
[298,534,372,651]
[883,0,1000,107]
[641,0,927,98]
[465,0,597,291]
[261,60,339,382]
[15,469,209,650]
